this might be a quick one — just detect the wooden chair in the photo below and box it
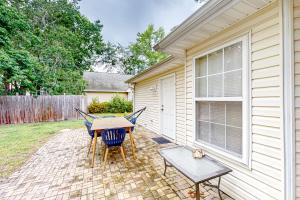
[84,120,101,157]
[101,128,127,169]
[125,107,146,147]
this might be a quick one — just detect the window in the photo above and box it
[194,38,249,161]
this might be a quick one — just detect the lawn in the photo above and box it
[0,113,126,179]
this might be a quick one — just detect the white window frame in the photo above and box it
[192,34,251,166]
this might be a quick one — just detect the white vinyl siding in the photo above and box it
[134,66,186,144]
[185,3,282,200]
[295,0,300,198]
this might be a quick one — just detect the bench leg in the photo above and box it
[217,177,222,200]
[195,183,200,200]
[163,159,167,176]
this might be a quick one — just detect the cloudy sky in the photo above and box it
[79,0,200,46]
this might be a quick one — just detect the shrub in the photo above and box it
[88,98,109,113]
[87,96,133,114]
[108,95,132,113]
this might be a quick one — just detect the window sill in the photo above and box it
[193,140,251,170]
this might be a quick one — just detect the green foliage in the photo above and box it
[108,95,132,113]
[102,25,168,75]
[0,0,105,95]
[88,98,109,114]
[88,95,132,114]
[128,24,167,71]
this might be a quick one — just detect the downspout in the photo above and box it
[184,49,188,145]
[132,83,136,112]
[281,0,295,199]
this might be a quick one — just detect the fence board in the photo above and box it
[0,95,84,124]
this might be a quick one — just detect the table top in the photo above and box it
[91,117,134,131]
[159,146,232,183]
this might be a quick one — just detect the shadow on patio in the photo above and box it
[0,126,232,200]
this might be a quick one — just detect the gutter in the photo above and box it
[84,90,129,93]
[125,56,175,83]
[154,0,236,51]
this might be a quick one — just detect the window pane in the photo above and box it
[226,126,242,155]
[224,70,242,97]
[195,77,207,97]
[210,102,225,124]
[195,56,207,77]
[208,50,223,75]
[196,102,209,121]
[208,74,223,97]
[197,121,209,142]
[226,102,242,127]
[224,42,242,72]
[210,123,225,148]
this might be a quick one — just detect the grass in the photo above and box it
[0,113,126,179]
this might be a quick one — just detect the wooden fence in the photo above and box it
[0,95,86,124]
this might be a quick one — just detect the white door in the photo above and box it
[160,75,176,139]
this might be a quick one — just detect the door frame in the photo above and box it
[159,73,176,140]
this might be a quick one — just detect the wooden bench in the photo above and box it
[159,146,232,200]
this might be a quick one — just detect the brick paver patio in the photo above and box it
[0,126,233,200]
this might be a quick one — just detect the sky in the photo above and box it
[79,0,200,46]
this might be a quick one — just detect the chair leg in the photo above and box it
[87,138,93,157]
[120,146,127,166]
[122,144,127,158]
[103,147,109,169]
[102,145,107,161]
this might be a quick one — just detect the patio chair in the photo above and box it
[101,128,127,168]
[74,107,98,121]
[125,107,146,147]
[84,120,101,157]
[124,107,146,123]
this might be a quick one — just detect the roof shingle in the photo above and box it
[83,72,132,92]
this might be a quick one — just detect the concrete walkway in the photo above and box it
[0,126,232,200]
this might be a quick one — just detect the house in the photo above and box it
[126,0,299,199]
[83,72,132,105]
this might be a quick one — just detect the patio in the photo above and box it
[0,126,232,200]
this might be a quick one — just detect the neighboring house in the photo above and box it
[83,72,132,105]
[127,0,298,199]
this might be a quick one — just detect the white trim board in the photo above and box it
[281,0,295,199]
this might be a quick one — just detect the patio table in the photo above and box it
[159,146,232,200]
[91,117,135,167]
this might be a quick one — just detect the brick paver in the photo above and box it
[0,126,233,200]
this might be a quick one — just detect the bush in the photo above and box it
[87,96,133,114]
[108,95,133,113]
[88,98,109,113]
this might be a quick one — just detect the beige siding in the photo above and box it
[185,3,282,200]
[134,66,186,144]
[85,92,128,105]
[295,0,300,198]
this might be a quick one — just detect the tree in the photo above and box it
[124,24,168,74]
[0,1,40,95]
[102,24,168,75]
[23,0,105,94]
[0,0,106,95]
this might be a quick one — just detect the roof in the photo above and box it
[127,0,274,84]
[83,72,132,92]
[154,0,273,57]
[126,56,183,83]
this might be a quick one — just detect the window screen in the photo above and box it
[195,41,244,157]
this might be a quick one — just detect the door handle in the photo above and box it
[161,105,164,111]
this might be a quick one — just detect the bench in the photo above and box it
[159,146,232,200]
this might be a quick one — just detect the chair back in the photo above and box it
[125,107,146,123]
[74,107,98,121]
[101,128,126,147]
[84,120,95,138]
